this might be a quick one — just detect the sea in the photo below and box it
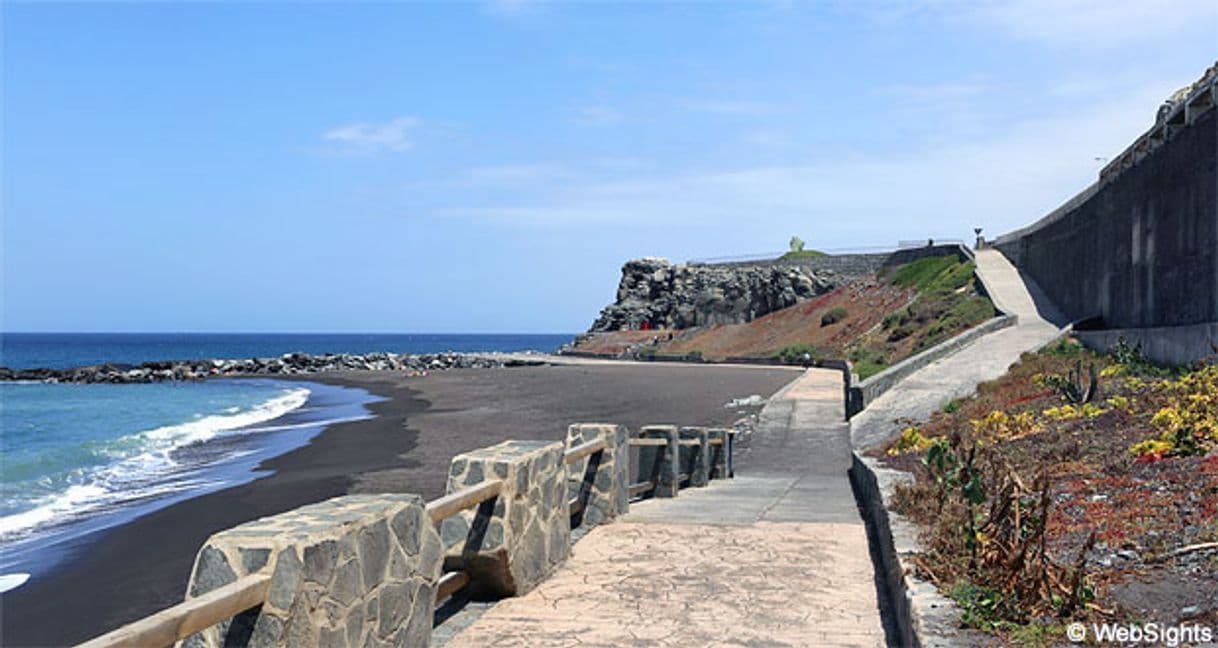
[0,333,570,590]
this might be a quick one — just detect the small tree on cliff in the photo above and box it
[789,235,805,252]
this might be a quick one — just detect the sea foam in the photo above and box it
[0,387,310,543]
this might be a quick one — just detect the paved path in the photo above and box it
[851,248,1067,449]
[445,368,887,647]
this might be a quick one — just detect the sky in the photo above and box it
[2,1,1216,333]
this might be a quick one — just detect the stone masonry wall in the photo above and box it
[564,424,630,527]
[441,440,570,598]
[181,494,442,648]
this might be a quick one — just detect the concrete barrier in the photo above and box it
[1076,322,1218,367]
[181,494,443,648]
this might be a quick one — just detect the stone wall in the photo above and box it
[144,421,738,648]
[440,441,570,598]
[182,494,442,648]
[565,424,630,527]
[692,252,892,277]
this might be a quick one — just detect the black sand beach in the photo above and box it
[1,362,798,647]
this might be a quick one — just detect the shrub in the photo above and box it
[778,249,827,260]
[773,343,817,364]
[820,306,848,326]
[888,427,935,456]
[849,346,888,379]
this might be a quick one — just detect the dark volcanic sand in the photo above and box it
[1,362,798,647]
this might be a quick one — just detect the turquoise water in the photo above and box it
[0,333,568,586]
[0,380,311,543]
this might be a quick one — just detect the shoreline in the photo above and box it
[1,363,798,646]
[0,378,378,583]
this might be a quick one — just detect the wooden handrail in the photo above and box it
[627,481,654,496]
[628,438,668,447]
[426,480,503,524]
[677,439,700,447]
[709,438,724,446]
[77,573,271,648]
[435,570,470,603]
[568,496,585,515]
[563,438,607,464]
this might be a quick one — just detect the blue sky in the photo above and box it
[3,1,1215,333]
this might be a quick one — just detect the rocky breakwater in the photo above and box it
[589,257,837,332]
[0,351,548,384]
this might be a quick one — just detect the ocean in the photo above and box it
[0,333,570,589]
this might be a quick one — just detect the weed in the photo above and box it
[820,306,848,326]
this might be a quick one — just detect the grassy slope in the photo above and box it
[573,255,996,378]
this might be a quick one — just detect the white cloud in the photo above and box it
[967,0,1217,48]
[429,81,1167,244]
[685,99,789,116]
[573,104,624,126]
[467,164,568,185]
[741,129,791,148]
[482,0,546,18]
[322,116,421,155]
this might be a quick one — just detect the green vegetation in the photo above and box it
[820,306,848,326]
[884,255,973,292]
[773,343,817,364]
[844,255,997,376]
[884,341,1218,643]
[848,346,887,379]
[778,249,827,260]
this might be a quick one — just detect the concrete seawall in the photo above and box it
[994,71,1216,364]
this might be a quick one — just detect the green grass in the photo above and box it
[848,346,888,379]
[773,343,817,364]
[885,255,976,294]
[778,249,827,260]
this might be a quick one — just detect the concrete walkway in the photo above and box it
[851,248,1066,449]
[445,368,886,647]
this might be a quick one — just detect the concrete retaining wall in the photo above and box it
[846,315,1017,418]
[848,454,987,648]
[1075,322,1218,367]
[993,93,1217,351]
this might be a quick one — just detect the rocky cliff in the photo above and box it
[589,257,838,332]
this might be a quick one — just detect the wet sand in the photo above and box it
[0,362,798,646]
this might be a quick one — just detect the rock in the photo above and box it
[0,351,541,384]
[588,257,837,332]
[1180,605,1202,620]
[726,395,766,408]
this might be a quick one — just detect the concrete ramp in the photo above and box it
[852,248,1067,449]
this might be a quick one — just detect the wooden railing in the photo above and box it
[426,479,502,524]
[76,425,734,646]
[428,479,504,608]
[77,573,272,648]
[77,480,506,648]
[563,438,607,464]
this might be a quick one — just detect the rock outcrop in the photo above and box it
[0,351,548,384]
[589,257,837,332]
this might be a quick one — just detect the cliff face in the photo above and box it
[589,257,837,332]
